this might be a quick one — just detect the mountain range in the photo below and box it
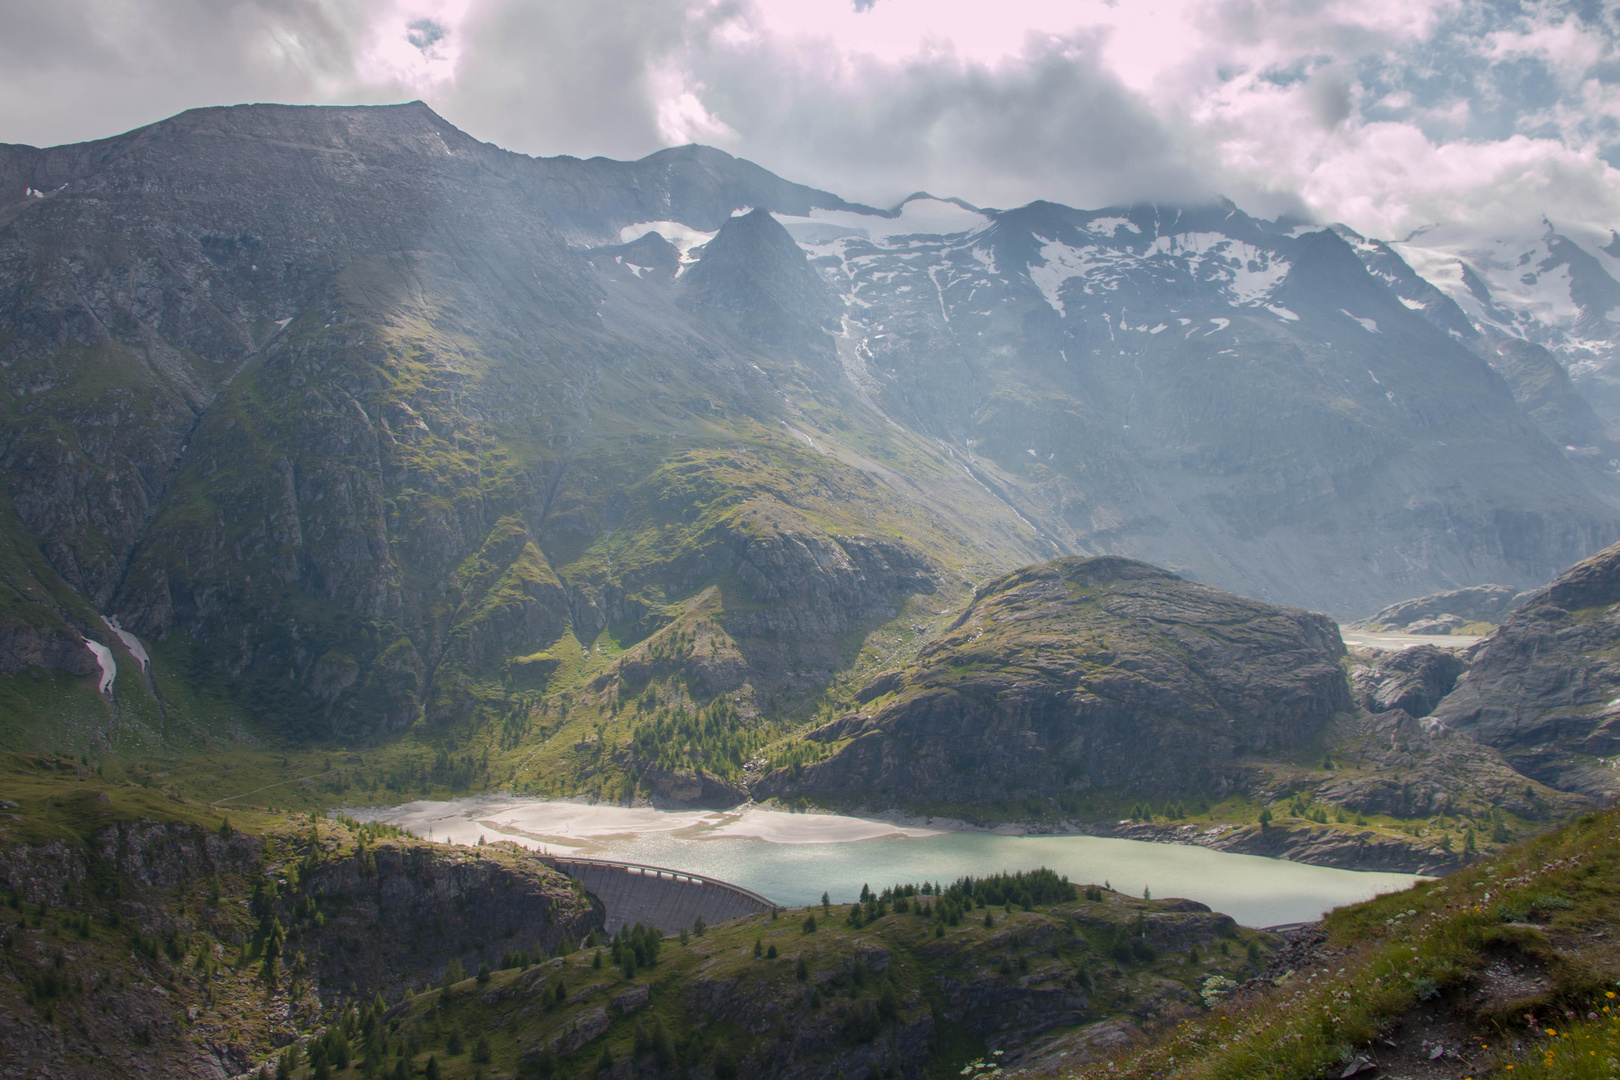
[3,99,1620,764]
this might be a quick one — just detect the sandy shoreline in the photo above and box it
[346,795,945,856]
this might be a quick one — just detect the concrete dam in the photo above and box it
[539,856,776,935]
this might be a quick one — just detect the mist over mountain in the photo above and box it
[2,101,1619,742]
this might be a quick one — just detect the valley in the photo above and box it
[4,99,1620,1078]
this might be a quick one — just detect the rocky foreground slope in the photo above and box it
[1055,801,1620,1080]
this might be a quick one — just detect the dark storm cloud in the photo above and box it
[0,0,372,148]
[688,32,1220,211]
[431,0,691,162]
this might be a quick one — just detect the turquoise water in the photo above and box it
[575,829,1420,927]
[359,798,1423,927]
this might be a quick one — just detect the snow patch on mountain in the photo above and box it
[1026,231,1290,316]
[1085,216,1141,236]
[1029,240,1112,314]
[1340,310,1380,334]
[84,639,114,693]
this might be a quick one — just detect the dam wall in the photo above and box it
[540,856,775,935]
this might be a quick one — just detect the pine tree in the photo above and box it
[796,955,809,981]
[654,1018,676,1067]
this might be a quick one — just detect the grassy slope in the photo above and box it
[1044,803,1620,1080]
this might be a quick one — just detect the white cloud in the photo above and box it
[353,0,472,92]
[0,0,1616,249]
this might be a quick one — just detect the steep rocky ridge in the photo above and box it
[1430,538,1620,796]
[756,556,1351,805]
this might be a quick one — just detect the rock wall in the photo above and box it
[281,838,602,1000]
[1431,539,1620,796]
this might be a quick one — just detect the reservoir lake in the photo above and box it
[352,797,1424,929]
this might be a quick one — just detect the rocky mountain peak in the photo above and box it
[679,206,839,343]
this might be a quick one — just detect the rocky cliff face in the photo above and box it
[1430,539,1620,795]
[756,556,1351,805]
[1350,645,1468,717]
[282,836,600,1000]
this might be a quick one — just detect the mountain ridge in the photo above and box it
[0,99,1617,768]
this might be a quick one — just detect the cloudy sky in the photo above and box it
[4,0,1619,242]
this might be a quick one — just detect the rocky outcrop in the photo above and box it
[1318,709,1587,822]
[1350,645,1468,717]
[639,765,749,809]
[756,556,1351,805]
[0,815,264,908]
[1430,539,1620,795]
[1360,585,1528,633]
[287,838,601,1000]
[0,615,99,675]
